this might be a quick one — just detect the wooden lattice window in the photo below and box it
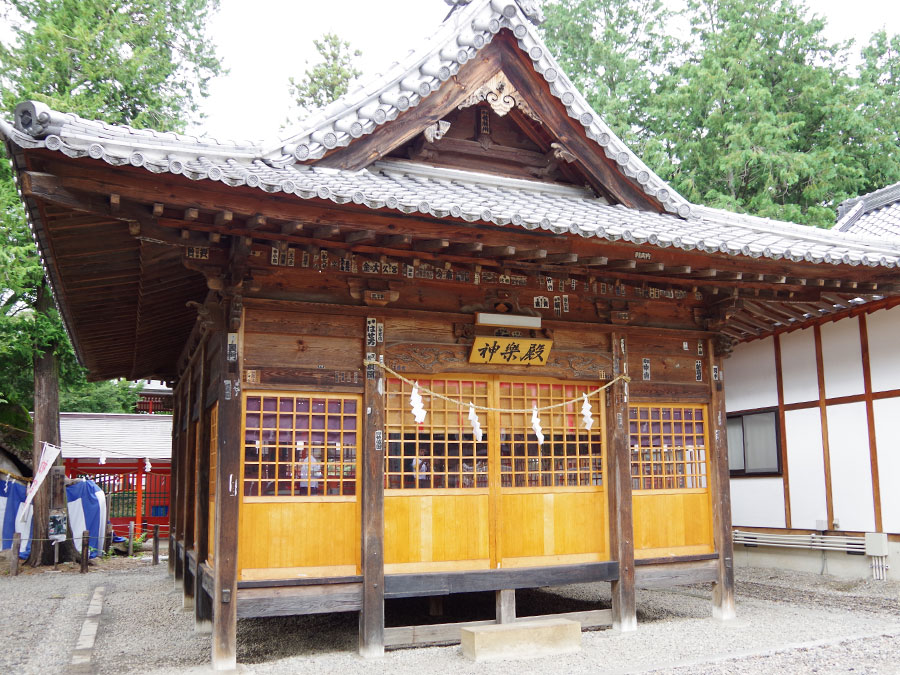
[384,377,489,489]
[629,404,708,490]
[243,393,359,497]
[498,381,604,488]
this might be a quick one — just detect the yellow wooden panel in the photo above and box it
[500,553,603,568]
[385,559,491,574]
[499,490,608,563]
[241,565,357,581]
[632,491,714,557]
[238,501,358,574]
[384,494,489,565]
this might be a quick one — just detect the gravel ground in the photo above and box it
[1,550,898,674]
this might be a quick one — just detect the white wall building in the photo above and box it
[726,182,900,578]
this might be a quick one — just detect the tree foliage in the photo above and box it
[541,0,900,226]
[0,0,223,533]
[286,33,362,126]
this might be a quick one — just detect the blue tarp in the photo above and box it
[66,480,106,559]
[0,480,32,559]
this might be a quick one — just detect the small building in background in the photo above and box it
[60,412,172,537]
[137,379,174,415]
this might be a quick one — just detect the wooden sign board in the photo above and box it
[469,337,552,365]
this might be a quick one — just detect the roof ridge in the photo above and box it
[837,180,900,220]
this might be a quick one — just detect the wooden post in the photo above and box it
[168,382,180,576]
[607,332,636,632]
[80,530,90,573]
[153,524,160,565]
[104,493,112,554]
[708,339,736,620]
[496,590,516,624]
[128,521,135,557]
[10,533,20,576]
[195,379,214,633]
[359,318,385,658]
[135,463,144,536]
[212,302,241,671]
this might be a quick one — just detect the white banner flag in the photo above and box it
[21,441,62,519]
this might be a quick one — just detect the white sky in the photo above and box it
[195,0,900,141]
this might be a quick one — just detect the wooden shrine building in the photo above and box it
[4,0,900,668]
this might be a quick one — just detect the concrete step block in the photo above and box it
[460,618,581,662]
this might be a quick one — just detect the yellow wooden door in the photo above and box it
[237,392,361,581]
[383,375,610,573]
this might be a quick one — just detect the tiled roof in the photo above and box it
[3,0,900,269]
[836,181,900,239]
[59,413,172,460]
[3,0,690,217]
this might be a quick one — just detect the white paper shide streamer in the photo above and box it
[144,458,152,472]
[531,405,544,446]
[468,403,483,442]
[99,451,107,465]
[581,394,594,431]
[410,381,427,424]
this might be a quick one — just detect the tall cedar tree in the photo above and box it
[542,0,900,226]
[286,33,362,126]
[0,0,223,565]
[540,0,683,151]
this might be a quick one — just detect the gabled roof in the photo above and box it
[836,181,900,239]
[4,0,900,270]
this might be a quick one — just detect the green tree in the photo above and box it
[0,0,224,565]
[540,0,684,150]
[286,33,362,125]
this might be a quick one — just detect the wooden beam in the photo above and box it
[280,221,303,236]
[109,193,120,212]
[607,333,635,631]
[634,262,664,273]
[507,248,546,261]
[152,202,165,217]
[447,241,483,255]
[583,256,609,266]
[184,208,199,221]
[543,252,578,264]
[214,210,233,226]
[606,259,636,270]
[691,269,718,278]
[412,238,450,252]
[313,224,340,240]
[663,265,692,275]
[345,229,376,244]
[481,245,516,257]
[382,234,412,248]
[246,214,267,230]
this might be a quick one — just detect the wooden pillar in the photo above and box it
[496,590,516,624]
[168,383,180,576]
[708,339,736,620]
[607,332,636,632]
[359,317,385,658]
[212,302,241,671]
[195,349,213,633]
[183,347,204,612]
[173,379,187,585]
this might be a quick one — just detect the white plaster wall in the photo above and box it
[730,477,786,528]
[724,337,777,412]
[865,306,900,393]
[826,402,875,532]
[821,317,865,399]
[872,397,900,534]
[779,328,819,405]
[784,407,827,529]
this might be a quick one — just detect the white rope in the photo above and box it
[363,359,630,413]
